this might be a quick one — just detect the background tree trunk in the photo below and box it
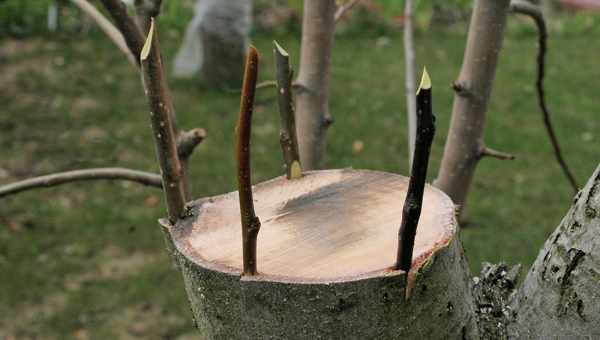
[403,0,417,169]
[434,0,511,214]
[173,0,252,88]
[295,0,336,170]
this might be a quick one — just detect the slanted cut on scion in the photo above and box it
[396,69,436,272]
[274,41,302,180]
[236,46,262,276]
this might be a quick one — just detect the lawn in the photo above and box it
[1,13,599,339]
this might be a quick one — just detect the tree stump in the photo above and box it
[162,169,478,339]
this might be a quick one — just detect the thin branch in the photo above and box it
[140,18,187,224]
[404,0,417,169]
[236,46,262,276]
[478,146,516,160]
[256,80,278,90]
[510,0,579,192]
[396,69,436,272]
[70,0,137,67]
[256,80,307,92]
[177,128,206,160]
[100,0,145,65]
[274,41,302,180]
[0,168,161,199]
[334,0,362,23]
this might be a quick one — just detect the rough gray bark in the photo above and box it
[169,235,476,339]
[173,0,252,88]
[434,0,512,214]
[472,262,521,339]
[510,164,600,338]
[162,170,478,339]
[295,0,336,170]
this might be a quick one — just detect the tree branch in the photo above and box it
[510,0,579,192]
[0,168,161,199]
[334,0,362,23]
[396,69,436,272]
[478,145,516,160]
[99,0,145,65]
[274,41,302,180]
[140,18,187,224]
[177,128,206,160]
[404,0,417,169]
[236,46,262,276]
[70,0,137,67]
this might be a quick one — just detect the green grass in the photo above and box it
[1,16,599,338]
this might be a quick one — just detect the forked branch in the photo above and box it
[396,69,436,272]
[236,46,262,276]
[510,0,579,192]
[100,0,145,65]
[274,41,302,180]
[0,168,161,199]
[71,0,136,67]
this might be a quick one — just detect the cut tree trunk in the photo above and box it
[162,169,478,339]
[295,0,336,170]
[509,164,600,338]
[173,0,252,88]
[434,0,511,214]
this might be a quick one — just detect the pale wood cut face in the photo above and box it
[173,169,456,281]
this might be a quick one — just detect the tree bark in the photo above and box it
[295,0,336,170]
[434,0,511,214]
[173,0,252,88]
[509,164,600,338]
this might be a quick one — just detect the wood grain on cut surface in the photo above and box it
[173,169,456,281]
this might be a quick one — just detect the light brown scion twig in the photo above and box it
[236,46,262,276]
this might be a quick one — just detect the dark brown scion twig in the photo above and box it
[396,69,436,272]
[510,0,579,192]
[140,19,187,224]
[236,46,262,276]
[274,41,302,180]
[0,168,162,199]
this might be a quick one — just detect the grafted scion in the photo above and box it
[236,46,262,276]
[396,69,436,272]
